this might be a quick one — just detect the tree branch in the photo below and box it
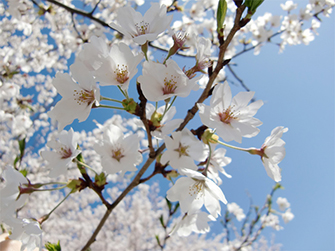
[80,146,164,251]
[44,0,112,29]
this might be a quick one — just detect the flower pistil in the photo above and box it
[135,21,149,36]
[162,75,179,95]
[73,89,95,106]
[218,106,238,124]
[115,64,129,84]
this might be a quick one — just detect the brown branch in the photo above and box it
[81,4,247,251]
[137,83,156,158]
[236,185,279,251]
[80,146,165,251]
[176,5,246,132]
[75,160,111,208]
[227,64,252,93]
[44,0,112,29]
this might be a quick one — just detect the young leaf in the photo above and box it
[45,241,61,251]
[217,0,227,36]
[244,0,264,14]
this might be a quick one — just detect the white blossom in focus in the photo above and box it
[77,36,110,71]
[7,218,42,251]
[48,60,100,131]
[40,128,81,178]
[161,129,208,171]
[206,146,232,185]
[171,211,216,237]
[260,126,288,182]
[110,3,173,45]
[138,59,200,101]
[195,37,212,71]
[0,167,28,223]
[94,124,142,175]
[144,103,183,139]
[198,82,263,143]
[166,168,227,218]
[93,42,143,91]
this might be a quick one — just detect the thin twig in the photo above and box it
[137,83,156,157]
[80,150,164,251]
[89,0,102,15]
[227,64,254,95]
[175,5,247,133]
[44,0,112,28]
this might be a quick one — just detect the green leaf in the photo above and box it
[94,172,107,187]
[217,0,227,35]
[19,169,28,177]
[244,0,264,14]
[18,137,26,157]
[159,215,165,227]
[75,152,87,174]
[165,197,172,212]
[45,241,61,251]
[155,235,161,247]
[172,202,180,215]
[14,156,19,168]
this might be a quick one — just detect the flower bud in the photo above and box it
[122,98,139,114]
[150,111,163,127]
[165,170,179,181]
[94,172,108,188]
[66,179,86,193]
[201,129,219,144]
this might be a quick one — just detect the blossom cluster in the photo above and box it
[2,0,331,249]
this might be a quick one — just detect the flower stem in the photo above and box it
[216,140,252,152]
[39,188,74,224]
[75,159,98,175]
[141,42,149,61]
[203,143,212,175]
[162,96,177,119]
[97,104,125,110]
[33,185,68,192]
[100,96,123,103]
[117,86,129,98]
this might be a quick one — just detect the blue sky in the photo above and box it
[233,2,334,250]
[138,1,334,250]
[38,0,334,249]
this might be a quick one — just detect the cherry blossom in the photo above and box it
[0,167,29,223]
[227,202,246,221]
[260,126,288,182]
[138,59,200,102]
[48,60,100,131]
[170,211,216,237]
[94,124,142,175]
[276,197,291,211]
[110,2,173,45]
[143,103,183,139]
[261,214,283,231]
[166,168,227,218]
[282,208,294,223]
[7,218,42,251]
[77,36,110,72]
[160,129,208,171]
[40,128,81,178]
[206,146,232,185]
[198,81,263,143]
[92,42,143,90]
[195,37,212,71]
